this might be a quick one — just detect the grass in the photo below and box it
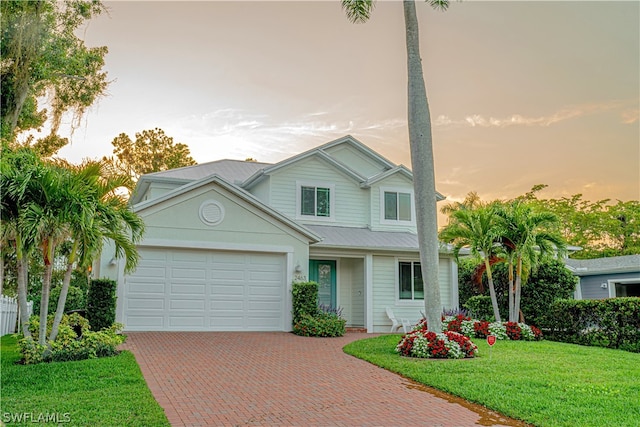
[343,335,640,427]
[0,335,169,427]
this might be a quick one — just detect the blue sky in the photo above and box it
[39,0,639,206]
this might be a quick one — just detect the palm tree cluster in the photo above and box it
[1,147,144,345]
[439,198,567,323]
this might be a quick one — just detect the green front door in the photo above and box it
[309,260,336,308]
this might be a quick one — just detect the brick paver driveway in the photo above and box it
[123,332,527,427]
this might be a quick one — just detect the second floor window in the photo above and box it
[384,191,412,221]
[301,186,331,217]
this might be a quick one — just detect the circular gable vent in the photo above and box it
[199,200,225,226]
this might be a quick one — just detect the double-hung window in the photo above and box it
[399,261,424,300]
[381,188,414,224]
[298,183,333,219]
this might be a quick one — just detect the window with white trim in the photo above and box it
[399,261,424,300]
[297,183,334,219]
[380,188,414,224]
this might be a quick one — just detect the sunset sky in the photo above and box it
[48,0,639,208]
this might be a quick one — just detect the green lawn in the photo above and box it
[0,335,169,427]
[343,335,640,427]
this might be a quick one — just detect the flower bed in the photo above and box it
[396,319,478,359]
[440,316,543,341]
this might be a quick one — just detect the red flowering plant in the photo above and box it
[505,322,522,341]
[442,314,472,333]
[396,325,478,359]
[473,321,490,338]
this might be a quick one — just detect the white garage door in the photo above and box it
[123,247,285,331]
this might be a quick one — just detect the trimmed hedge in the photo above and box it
[463,295,494,322]
[87,279,117,331]
[292,281,319,326]
[545,297,640,352]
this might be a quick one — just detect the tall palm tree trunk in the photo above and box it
[484,260,501,322]
[39,262,53,345]
[514,257,523,323]
[49,241,79,342]
[404,0,442,333]
[507,259,515,322]
[16,247,32,338]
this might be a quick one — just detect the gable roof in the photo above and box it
[241,135,385,189]
[565,255,640,276]
[362,165,446,201]
[144,159,271,183]
[131,135,448,203]
[133,174,322,243]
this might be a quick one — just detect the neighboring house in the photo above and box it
[96,135,458,333]
[565,255,640,299]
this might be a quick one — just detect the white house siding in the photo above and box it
[371,254,456,333]
[369,175,417,233]
[323,144,387,178]
[143,181,184,202]
[248,176,271,205]
[269,157,370,227]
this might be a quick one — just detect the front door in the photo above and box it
[309,260,336,308]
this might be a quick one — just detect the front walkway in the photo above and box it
[122,332,527,427]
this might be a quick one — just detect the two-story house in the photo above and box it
[96,136,459,333]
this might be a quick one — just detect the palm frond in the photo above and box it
[342,0,375,24]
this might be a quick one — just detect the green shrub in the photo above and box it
[520,261,577,327]
[293,312,346,337]
[27,312,90,342]
[464,295,494,321]
[17,336,47,365]
[87,278,117,331]
[546,297,640,352]
[18,314,125,364]
[292,281,319,326]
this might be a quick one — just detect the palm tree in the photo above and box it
[0,147,46,339]
[342,0,450,332]
[496,201,566,322]
[21,162,72,345]
[439,204,503,321]
[48,160,144,341]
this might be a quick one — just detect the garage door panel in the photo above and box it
[210,285,244,297]
[127,298,165,310]
[171,268,206,279]
[124,248,284,331]
[169,316,205,328]
[249,286,280,297]
[128,283,166,294]
[170,299,205,310]
[126,316,164,328]
[128,264,166,281]
[211,300,244,310]
[248,300,281,311]
[171,283,206,295]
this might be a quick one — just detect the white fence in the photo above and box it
[0,295,34,336]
